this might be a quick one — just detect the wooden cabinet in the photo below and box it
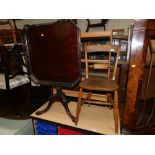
[123,19,155,134]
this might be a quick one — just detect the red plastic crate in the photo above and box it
[58,127,84,135]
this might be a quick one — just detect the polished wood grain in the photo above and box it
[123,19,155,133]
[79,77,119,91]
[24,20,81,122]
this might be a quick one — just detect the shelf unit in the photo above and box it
[112,29,129,62]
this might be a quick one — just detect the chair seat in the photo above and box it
[79,77,119,91]
[0,74,30,90]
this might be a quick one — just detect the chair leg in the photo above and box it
[113,90,119,133]
[87,92,92,107]
[75,87,83,125]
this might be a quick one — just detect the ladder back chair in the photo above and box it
[75,44,121,133]
[0,19,29,90]
[0,20,17,43]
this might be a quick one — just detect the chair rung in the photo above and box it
[85,100,112,106]
[61,89,107,102]
[89,63,109,69]
[81,59,109,63]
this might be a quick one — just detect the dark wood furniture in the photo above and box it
[0,20,17,43]
[0,43,28,88]
[24,20,81,123]
[123,19,155,134]
[86,19,109,32]
[0,20,28,89]
[75,44,121,133]
[0,22,30,117]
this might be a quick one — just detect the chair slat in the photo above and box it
[86,44,119,53]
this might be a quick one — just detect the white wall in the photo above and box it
[0,19,134,35]
[14,19,134,33]
[77,19,134,33]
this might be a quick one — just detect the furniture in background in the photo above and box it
[112,29,128,62]
[86,19,109,32]
[11,19,22,30]
[75,44,120,133]
[71,19,77,25]
[0,20,29,90]
[0,20,23,44]
[0,20,17,43]
[112,29,131,102]
[123,19,155,134]
[81,31,112,44]
[0,44,29,90]
[24,20,81,123]
[0,20,30,117]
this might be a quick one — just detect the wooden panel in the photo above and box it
[123,28,147,130]
[123,19,155,132]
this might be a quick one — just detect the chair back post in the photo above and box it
[84,43,89,79]
[108,50,112,78]
[0,20,17,44]
[8,20,17,43]
[112,45,121,80]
